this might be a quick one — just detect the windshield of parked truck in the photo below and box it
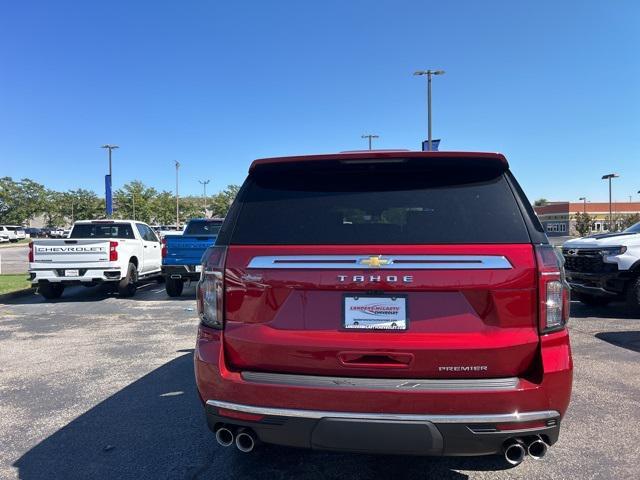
[624,222,640,233]
[184,221,223,236]
[70,223,135,239]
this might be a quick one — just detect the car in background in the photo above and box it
[24,227,45,238]
[195,151,572,463]
[161,218,223,296]
[29,219,162,299]
[562,221,640,309]
[0,232,9,243]
[48,228,66,238]
[0,225,26,242]
[157,225,184,238]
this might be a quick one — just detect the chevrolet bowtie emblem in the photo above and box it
[359,256,391,268]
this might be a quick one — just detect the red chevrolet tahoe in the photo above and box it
[194,151,572,465]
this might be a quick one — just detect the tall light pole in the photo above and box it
[361,134,379,150]
[578,196,587,214]
[101,144,119,216]
[175,161,180,229]
[199,179,210,216]
[132,192,136,220]
[413,69,445,151]
[602,173,619,231]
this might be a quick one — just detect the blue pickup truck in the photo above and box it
[161,218,223,296]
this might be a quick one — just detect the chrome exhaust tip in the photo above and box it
[215,427,234,447]
[504,440,527,466]
[235,429,256,453]
[527,437,549,460]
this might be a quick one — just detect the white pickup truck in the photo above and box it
[562,221,640,308]
[29,219,162,300]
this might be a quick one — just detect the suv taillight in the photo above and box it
[197,246,227,329]
[28,241,34,262]
[109,241,118,261]
[535,244,570,333]
[161,238,167,258]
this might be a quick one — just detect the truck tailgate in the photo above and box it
[163,235,217,265]
[32,239,112,264]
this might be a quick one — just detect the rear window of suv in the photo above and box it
[229,160,530,245]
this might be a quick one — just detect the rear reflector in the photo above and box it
[217,408,264,422]
[496,420,548,431]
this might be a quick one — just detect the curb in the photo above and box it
[0,287,36,302]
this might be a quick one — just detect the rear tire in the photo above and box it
[118,262,138,297]
[165,277,184,297]
[39,283,64,300]
[573,292,611,307]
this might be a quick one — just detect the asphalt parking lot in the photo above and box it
[1,284,639,480]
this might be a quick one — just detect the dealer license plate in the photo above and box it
[65,269,79,277]
[343,295,407,330]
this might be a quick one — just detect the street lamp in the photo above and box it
[413,69,445,151]
[601,173,619,231]
[199,179,210,216]
[578,197,587,214]
[101,144,119,216]
[361,134,379,150]
[175,161,180,229]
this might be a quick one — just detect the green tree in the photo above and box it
[152,191,177,225]
[619,213,640,231]
[573,211,593,237]
[66,189,104,221]
[209,185,240,218]
[0,177,48,224]
[533,198,548,207]
[113,181,159,223]
[43,190,67,227]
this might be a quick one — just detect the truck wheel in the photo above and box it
[165,277,184,297]
[573,292,611,307]
[625,277,640,312]
[118,262,138,297]
[39,283,64,300]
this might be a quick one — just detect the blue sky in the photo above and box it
[1,1,638,202]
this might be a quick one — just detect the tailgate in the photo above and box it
[164,235,216,265]
[32,239,111,264]
[223,244,539,379]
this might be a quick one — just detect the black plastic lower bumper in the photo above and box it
[204,405,561,456]
[566,270,630,297]
[161,265,200,282]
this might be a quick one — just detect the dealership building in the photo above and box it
[534,201,640,237]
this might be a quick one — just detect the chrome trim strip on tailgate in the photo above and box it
[247,255,512,270]
[241,371,519,391]
[207,400,559,424]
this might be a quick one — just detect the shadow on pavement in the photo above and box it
[595,331,640,353]
[569,301,640,320]
[13,352,512,480]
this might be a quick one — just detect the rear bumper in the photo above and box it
[29,267,121,284]
[205,400,560,455]
[194,327,572,456]
[566,270,629,297]
[162,265,201,281]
